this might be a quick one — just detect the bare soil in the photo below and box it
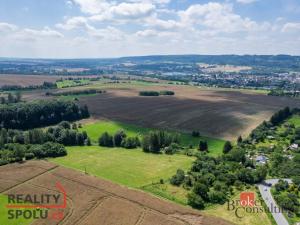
[79,85,300,140]
[0,75,61,87]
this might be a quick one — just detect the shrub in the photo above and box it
[187,192,205,209]
[121,137,140,149]
[139,91,160,96]
[192,131,200,137]
[99,132,114,147]
[170,169,185,186]
[164,143,180,155]
[223,141,233,154]
[159,91,175,96]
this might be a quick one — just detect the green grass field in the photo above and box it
[0,195,33,225]
[56,79,90,88]
[79,120,225,156]
[50,146,194,188]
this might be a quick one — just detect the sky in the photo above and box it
[0,0,299,58]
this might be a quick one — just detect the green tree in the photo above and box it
[114,130,126,147]
[99,132,114,147]
[223,141,233,154]
[237,136,243,145]
[199,140,208,152]
[170,169,185,186]
[187,192,205,209]
[193,182,209,201]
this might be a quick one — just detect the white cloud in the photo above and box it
[72,0,110,15]
[87,26,126,41]
[128,0,170,5]
[145,17,182,30]
[179,2,261,33]
[0,22,18,33]
[110,3,155,19]
[135,29,158,37]
[281,22,300,32]
[23,27,64,38]
[14,27,64,42]
[236,0,258,4]
[56,17,88,30]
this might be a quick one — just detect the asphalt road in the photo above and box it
[257,179,292,225]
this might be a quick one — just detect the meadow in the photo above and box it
[50,146,194,188]
[79,120,225,156]
[56,79,90,88]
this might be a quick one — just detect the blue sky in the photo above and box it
[0,0,299,58]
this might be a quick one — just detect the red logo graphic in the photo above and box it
[240,192,255,207]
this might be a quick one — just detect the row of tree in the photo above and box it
[0,142,67,166]
[0,99,89,129]
[139,90,175,96]
[46,89,105,96]
[0,92,22,104]
[0,121,91,147]
[0,82,57,91]
[98,130,140,149]
[142,131,180,153]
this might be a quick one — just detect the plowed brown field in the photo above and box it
[0,161,232,225]
[0,75,60,87]
[79,85,300,140]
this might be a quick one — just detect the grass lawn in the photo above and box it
[0,195,33,225]
[79,120,225,157]
[287,114,300,127]
[203,189,273,225]
[141,183,189,205]
[50,146,194,188]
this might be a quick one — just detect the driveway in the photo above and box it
[257,179,292,225]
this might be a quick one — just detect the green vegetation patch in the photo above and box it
[79,120,225,156]
[50,146,194,187]
[56,79,90,88]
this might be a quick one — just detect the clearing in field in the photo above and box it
[50,146,195,188]
[79,119,225,156]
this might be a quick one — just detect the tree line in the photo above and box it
[0,121,91,147]
[0,99,89,129]
[98,130,140,149]
[139,90,175,96]
[0,142,67,166]
[0,81,57,91]
[0,92,22,104]
[46,89,105,96]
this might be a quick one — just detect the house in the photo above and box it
[290,143,298,150]
[256,155,268,164]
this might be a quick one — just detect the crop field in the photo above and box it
[0,160,231,225]
[79,83,300,140]
[79,120,225,156]
[0,75,60,87]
